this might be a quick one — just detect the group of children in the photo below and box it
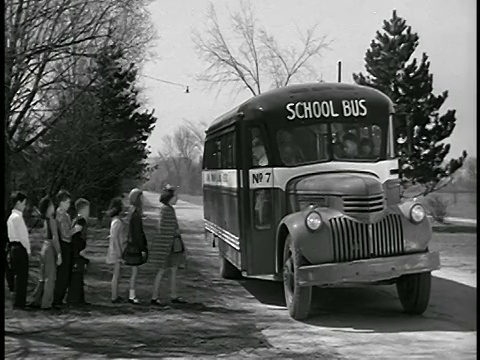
[6,190,90,310]
[7,185,187,311]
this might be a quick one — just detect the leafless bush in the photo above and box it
[425,195,450,224]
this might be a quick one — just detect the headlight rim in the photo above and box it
[410,203,426,224]
[305,210,323,232]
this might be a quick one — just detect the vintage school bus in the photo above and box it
[202,82,440,320]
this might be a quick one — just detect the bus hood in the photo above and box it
[289,172,383,196]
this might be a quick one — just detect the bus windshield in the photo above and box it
[276,122,385,166]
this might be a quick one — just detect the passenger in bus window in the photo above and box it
[359,138,374,158]
[254,190,271,228]
[252,137,268,167]
[333,141,344,158]
[342,133,359,158]
[372,126,382,155]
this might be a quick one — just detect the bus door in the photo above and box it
[240,124,277,275]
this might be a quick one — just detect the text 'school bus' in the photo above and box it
[202,82,440,320]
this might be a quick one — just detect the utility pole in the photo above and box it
[337,61,342,83]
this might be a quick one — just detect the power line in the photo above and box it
[139,74,190,93]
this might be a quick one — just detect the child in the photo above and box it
[30,196,62,310]
[53,190,83,307]
[66,198,90,306]
[106,197,128,303]
[7,191,31,310]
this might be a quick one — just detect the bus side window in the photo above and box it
[221,132,236,169]
[214,138,222,169]
[251,127,269,168]
[254,189,272,229]
[204,141,215,169]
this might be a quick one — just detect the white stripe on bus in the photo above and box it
[202,160,399,191]
[202,169,238,188]
[205,219,240,250]
[271,160,399,190]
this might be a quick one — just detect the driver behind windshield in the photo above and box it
[278,130,305,166]
[252,137,268,167]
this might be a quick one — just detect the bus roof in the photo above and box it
[206,82,394,135]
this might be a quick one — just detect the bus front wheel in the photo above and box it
[283,235,312,320]
[396,272,432,315]
[219,255,242,279]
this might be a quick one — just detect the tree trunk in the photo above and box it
[5,144,12,212]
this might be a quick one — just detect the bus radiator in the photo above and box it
[329,214,404,262]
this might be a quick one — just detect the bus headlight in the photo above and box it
[410,204,426,223]
[305,211,322,231]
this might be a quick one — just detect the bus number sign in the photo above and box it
[250,169,273,188]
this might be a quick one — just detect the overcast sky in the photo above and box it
[141,0,476,159]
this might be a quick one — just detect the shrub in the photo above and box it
[425,195,450,224]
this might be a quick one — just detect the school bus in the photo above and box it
[202,82,440,320]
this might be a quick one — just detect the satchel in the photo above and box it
[122,242,147,266]
[121,211,148,266]
[72,255,89,273]
[172,234,185,254]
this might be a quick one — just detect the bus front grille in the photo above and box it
[342,194,385,214]
[329,214,404,262]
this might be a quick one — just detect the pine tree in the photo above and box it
[83,45,156,213]
[353,10,466,195]
[30,45,156,216]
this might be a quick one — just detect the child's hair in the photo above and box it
[10,191,27,208]
[106,197,123,217]
[38,196,53,219]
[56,190,71,205]
[75,198,90,212]
[159,188,175,205]
[343,132,357,143]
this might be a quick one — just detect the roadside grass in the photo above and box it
[432,224,477,234]
[403,189,476,220]
[179,194,203,207]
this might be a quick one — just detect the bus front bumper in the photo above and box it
[297,252,440,287]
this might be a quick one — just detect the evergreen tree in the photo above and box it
[29,45,156,216]
[353,10,466,195]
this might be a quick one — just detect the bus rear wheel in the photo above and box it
[219,255,242,279]
[396,272,432,315]
[283,235,312,320]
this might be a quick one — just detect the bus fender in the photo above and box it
[275,211,314,273]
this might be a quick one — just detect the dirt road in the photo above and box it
[4,192,476,359]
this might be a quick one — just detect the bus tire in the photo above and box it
[396,271,431,315]
[219,255,242,279]
[283,235,312,320]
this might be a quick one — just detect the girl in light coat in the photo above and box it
[106,197,128,303]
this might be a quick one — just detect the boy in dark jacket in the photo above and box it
[66,198,90,306]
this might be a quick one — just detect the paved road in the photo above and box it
[142,191,477,360]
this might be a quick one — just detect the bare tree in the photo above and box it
[192,1,331,96]
[4,0,155,207]
[153,121,206,193]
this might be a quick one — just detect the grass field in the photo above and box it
[404,190,477,220]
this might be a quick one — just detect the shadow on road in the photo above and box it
[239,275,476,333]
